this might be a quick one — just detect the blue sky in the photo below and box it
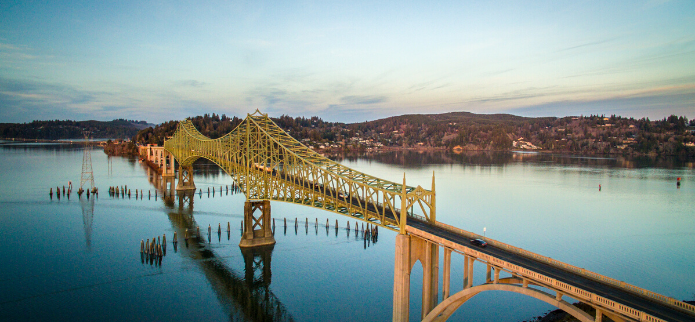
[1,0,694,123]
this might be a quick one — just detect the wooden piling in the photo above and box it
[284,217,287,228]
[197,226,200,239]
[185,229,188,240]
[218,223,221,233]
[140,239,144,253]
[162,234,166,247]
[326,219,329,228]
[145,239,149,254]
[227,222,230,232]
[173,231,177,243]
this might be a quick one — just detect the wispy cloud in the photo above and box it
[556,37,620,53]
[174,80,208,87]
[0,41,38,63]
[340,95,387,105]
[0,77,209,123]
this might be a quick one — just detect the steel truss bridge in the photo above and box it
[149,110,695,322]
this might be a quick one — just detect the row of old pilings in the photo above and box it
[49,184,97,200]
[259,217,379,244]
[199,183,241,198]
[49,184,72,200]
[109,186,152,200]
[140,233,177,265]
[105,184,242,200]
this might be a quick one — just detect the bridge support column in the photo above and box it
[239,200,276,248]
[392,234,439,322]
[463,255,474,289]
[176,165,196,191]
[421,239,439,319]
[162,152,175,177]
[443,248,451,299]
[393,234,411,322]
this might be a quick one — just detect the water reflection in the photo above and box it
[80,196,95,251]
[143,170,294,322]
[166,206,293,321]
[329,150,695,169]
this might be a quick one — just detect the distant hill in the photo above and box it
[133,111,695,158]
[0,119,150,140]
[378,111,551,124]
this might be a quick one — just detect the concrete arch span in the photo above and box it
[422,284,594,322]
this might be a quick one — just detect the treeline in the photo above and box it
[135,114,244,145]
[132,111,695,158]
[0,119,148,140]
[133,113,337,145]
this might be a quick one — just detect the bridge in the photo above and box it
[139,110,695,322]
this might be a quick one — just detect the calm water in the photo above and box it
[1,141,693,321]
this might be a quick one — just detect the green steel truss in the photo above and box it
[164,110,435,232]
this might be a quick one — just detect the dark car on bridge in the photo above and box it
[470,239,487,247]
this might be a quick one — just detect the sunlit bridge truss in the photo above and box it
[164,110,436,232]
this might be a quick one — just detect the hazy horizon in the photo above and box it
[1,1,694,123]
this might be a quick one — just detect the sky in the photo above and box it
[1,0,694,124]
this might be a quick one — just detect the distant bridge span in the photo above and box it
[142,110,695,322]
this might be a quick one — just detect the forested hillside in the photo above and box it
[0,119,149,140]
[134,112,695,158]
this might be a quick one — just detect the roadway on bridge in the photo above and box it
[279,170,693,320]
[408,220,695,322]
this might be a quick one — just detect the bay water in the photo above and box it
[0,141,693,321]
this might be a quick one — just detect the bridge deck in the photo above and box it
[408,219,695,322]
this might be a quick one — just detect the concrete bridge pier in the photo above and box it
[176,165,196,191]
[393,234,439,322]
[239,200,276,248]
[162,152,175,177]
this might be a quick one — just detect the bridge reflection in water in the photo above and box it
[140,111,695,322]
[146,167,295,322]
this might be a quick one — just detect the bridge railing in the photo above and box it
[409,225,673,322]
[428,221,695,319]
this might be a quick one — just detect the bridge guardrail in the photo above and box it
[427,221,695,319]
[409,225,671,322]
